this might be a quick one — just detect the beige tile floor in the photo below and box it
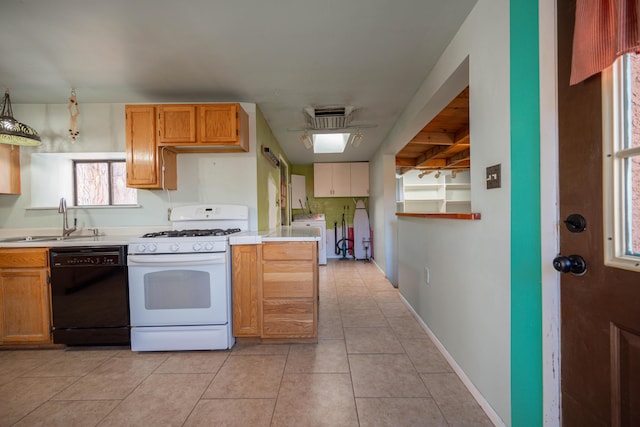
[0,259,493,426]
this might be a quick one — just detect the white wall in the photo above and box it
[369,153,398,285]
[369,0,511,424]
[0,103,259,231]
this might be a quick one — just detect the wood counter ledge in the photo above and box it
[396,212,481,220]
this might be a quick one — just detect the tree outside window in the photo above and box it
[74,160,137,206]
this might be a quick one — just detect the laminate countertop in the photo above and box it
[0,226,320,248]
[0,227,166,248]
[229,226,321,245]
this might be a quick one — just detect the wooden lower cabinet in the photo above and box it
[231,241,318,341]
[261,241,318,340]
[232,245,262,337]
[0,248,52,345]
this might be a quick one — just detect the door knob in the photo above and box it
[563,214,587,233]
[553,254,587,275]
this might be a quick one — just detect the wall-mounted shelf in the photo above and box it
[399,169,471,214]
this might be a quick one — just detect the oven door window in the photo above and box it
[144,270,210,310]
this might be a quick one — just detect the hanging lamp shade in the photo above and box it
[0,90,41,146]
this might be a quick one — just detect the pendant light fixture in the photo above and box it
[0,90,41,146]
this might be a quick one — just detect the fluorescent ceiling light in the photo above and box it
[313,133,350,153]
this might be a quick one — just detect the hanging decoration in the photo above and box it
[0,89,41,146]
[68,88,80,143]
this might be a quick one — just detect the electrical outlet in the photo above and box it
[167,208,172,221]
[486,164,501,189]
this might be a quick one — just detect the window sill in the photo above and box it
[26,205,143,211]
[396,212,481,220]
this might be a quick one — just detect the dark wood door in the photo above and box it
[558,2,640,426]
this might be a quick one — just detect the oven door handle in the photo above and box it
[127,253,225,266]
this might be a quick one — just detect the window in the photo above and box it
[74,160,137,206]
[603,53,640,271]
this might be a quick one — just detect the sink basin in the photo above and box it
[0,235,97,243]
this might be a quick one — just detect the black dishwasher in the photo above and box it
[50,246,130,345]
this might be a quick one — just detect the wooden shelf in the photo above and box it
[396,212,481,220]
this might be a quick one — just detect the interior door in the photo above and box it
[558,2,640,426]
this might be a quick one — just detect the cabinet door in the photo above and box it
[125,105,177,190]
[314,163,352,197]
[332,163,351,197]
[126,105,158,187]
[350,162,369,196]
[197,104,249,152]
[199,104,239,143]
[0,144,20,194]
[0,268,51,344]
[262,300,315,337]
[313,163,333,197]
[232,245,261,337]
[158,105,196,144]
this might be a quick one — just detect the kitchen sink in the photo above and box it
[0,235,97,243]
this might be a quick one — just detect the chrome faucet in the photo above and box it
[58,197,77,237]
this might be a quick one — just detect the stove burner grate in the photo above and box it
[142,228,241,238]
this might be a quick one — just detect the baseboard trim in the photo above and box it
[398,293,506,427]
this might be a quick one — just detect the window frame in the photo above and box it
[602,55,640,272]
[73,159,136,207]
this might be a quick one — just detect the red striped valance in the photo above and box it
[570,0,640,85]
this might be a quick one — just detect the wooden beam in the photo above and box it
[395,157,417,167]
[414,145,450,167]
[410,131,454,145]
[454,127,470,144]
[447,149,471,167]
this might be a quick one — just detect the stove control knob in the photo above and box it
[204,242,214,251]
[170,243,180,252]
[148,243,158,253]
[193,243,202,252]
[136,244,146,253]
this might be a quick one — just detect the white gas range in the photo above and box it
[127,204,249,351]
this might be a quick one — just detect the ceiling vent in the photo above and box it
[304,106,355,130]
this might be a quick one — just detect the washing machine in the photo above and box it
[292,213,327,265]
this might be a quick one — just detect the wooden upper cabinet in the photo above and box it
[0,144,21,195]
[314,163,351,197]
[314,162,369,198]
[350,162,369,197]
[156,103,249,152]
[158,105,197,144]
[199,104,248,149]
[125,105,177,190]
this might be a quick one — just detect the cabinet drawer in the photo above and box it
[0,249,48,268]
[262,300,314,337]
[263,261,314,298]
[262,242,314,261]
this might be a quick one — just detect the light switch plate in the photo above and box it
[486,164,501,189]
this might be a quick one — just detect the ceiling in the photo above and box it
[395,86,470,175]
[0,0,477,165]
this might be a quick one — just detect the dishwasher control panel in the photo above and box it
[50,246,126,267]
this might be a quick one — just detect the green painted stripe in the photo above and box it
[510,0,543,426]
